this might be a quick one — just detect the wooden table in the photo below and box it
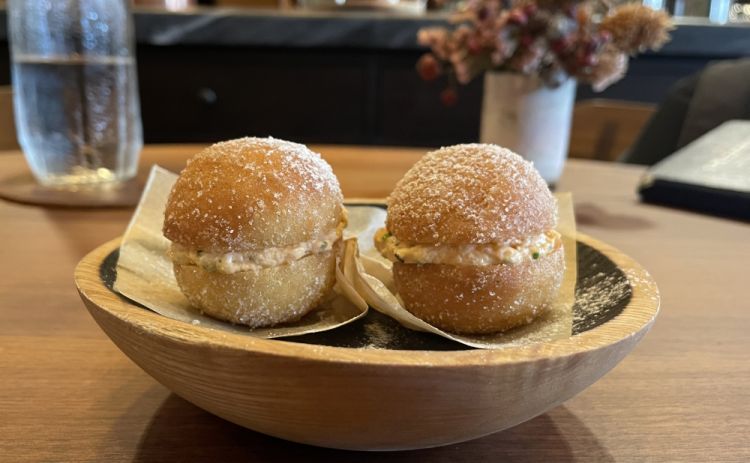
[1,145,748,462]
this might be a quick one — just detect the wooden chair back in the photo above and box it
[569,99,655,162]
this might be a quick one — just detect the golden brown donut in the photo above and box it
[164,137,343,252]
[393,247,564,334]
[173,251,336,327]
[163,137,344,328]
[386,144,556,246]
[378,143,564,334]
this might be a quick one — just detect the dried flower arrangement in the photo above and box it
[417,0,673,105]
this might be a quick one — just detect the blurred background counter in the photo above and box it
[0,7,748,148]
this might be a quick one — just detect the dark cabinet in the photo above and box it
[1,10,745,147]
[136,45,483,146]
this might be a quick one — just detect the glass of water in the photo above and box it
[8,0,143,187]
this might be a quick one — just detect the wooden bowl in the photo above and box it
[75,233,659,451]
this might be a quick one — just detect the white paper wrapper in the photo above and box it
[337,194,577,349]
[114,166,369,338]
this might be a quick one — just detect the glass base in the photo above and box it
[33,166,127,188]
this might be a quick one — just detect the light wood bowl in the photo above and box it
[75,233,659,451]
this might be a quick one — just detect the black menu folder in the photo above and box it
[638,120,750,221]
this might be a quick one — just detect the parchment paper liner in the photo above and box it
[114,166,368,339]
[337,194,577,349]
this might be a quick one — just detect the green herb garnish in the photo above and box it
[532,252,540,260]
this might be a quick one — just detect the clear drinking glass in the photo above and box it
[8,0,143,186]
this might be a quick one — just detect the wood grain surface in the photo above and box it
[1,145,749,461]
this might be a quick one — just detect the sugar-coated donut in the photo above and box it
[377,143,564,334]
[163,137,344,328]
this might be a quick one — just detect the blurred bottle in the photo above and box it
[8,0,142,186]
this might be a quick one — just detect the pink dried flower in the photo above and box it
[589,45,628,91]
[416,53,442,81]
[455,66,472,84]
[509,40,546,74]
[507,9,528,26]
[440,88,458,106]
[415,0,671,99]
[416,27,446,47]
[417,27,451,60]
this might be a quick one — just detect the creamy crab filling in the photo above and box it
[171,215,347,274]
[374,228,561,266]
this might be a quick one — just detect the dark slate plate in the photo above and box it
[99,239,631,351]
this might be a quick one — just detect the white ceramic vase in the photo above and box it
[480,72,576,185]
